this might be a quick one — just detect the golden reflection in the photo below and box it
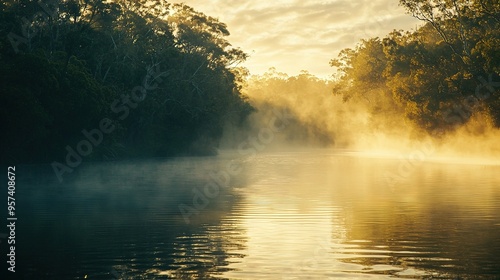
[221,152,500,278]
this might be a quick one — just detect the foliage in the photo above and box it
[331,0,500,133]
[0,0,253,164]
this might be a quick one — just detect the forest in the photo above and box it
[331,0,500,134]
[1,0,499,166]
[0,0,253,166]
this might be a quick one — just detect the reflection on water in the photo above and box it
[13,150,500,279]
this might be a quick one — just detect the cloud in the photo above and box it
[170,0,421,78]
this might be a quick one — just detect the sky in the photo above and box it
[170,0,421,78]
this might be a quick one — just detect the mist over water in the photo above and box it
[15,151,500,279]
[222,69,500,164]
[13,64,500,280]
[13,71,500,277]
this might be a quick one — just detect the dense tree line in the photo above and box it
[2,0,498,165]
[0,0,253,164]
[331,0,499,134]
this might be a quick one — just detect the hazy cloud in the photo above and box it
[171,0,421,78]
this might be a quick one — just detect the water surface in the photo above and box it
[12,150,500,279]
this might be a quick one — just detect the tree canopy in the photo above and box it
[331,0,500,133]
[0,0,253,164]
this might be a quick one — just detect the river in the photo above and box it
[13,149,500,279]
